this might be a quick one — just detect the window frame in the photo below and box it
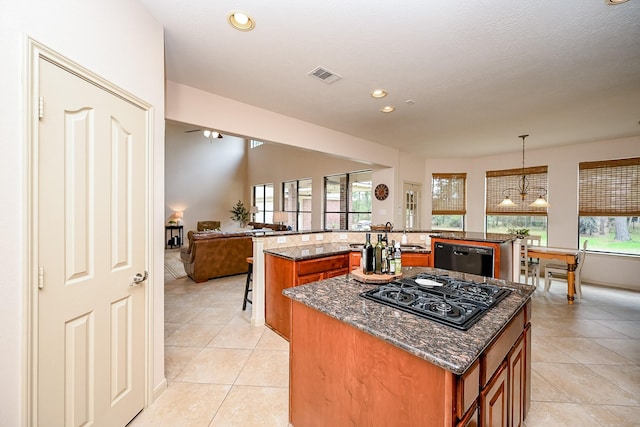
[252,183,274,223]
[324,170,372,230]
[283,178,313,231]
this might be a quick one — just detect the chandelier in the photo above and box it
[498,135,550,208]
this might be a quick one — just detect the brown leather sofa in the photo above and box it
[248,221,289,231]
[180,231,253,283]
[197,220,221,231]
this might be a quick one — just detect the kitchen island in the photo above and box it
[283,267,535,427]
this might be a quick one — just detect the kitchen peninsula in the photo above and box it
[283,267,535,427]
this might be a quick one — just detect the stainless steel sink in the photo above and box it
[400,245,426,250]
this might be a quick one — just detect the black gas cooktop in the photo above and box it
[360,273,511,330]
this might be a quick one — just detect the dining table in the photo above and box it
[526,246,580,304]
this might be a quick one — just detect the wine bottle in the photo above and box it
[374,234,383,274]
[362,233,374,274]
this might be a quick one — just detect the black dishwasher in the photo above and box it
[433,242,495,277]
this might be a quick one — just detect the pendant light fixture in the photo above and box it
[498,135,550,208]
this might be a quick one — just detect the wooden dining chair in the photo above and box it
[520,236,541,287]
[543,240,588,299]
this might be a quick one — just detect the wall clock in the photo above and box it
[374,183,389,201]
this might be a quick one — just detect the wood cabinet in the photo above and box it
[481,362,508,427]
[289,299,531,426]
[349,251,361,270]
[265,253,349,340]
[508,329,528,427]
[349,251,430,270]
[403,252,430,267]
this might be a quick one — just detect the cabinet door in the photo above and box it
[481,362,508,427]
[349,252,361,270]
[509,333,526,427]
[402,253,430,267]
[457,402,478,427]
[264,254,295,340]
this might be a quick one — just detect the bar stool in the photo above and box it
[242,257,253,310]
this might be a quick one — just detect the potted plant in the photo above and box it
[230,200,250,228]
[508,228,530,239]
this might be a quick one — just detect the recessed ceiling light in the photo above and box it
[380,106,395,113]
[371,89,387,98]
[227,10,255,31]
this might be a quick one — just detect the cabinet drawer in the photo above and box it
[297,254,349,276]
[326,267,349,278]
[482,309,525,387]
[457,360,480,419]
[297,272,325,285]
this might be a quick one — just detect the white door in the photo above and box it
[36,55,148,426]
[403,182,421,230]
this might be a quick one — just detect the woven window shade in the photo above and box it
[486,166,548,215]
[432,173,466,214]
[579,157,640,216]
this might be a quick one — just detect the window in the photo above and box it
[253,184,274,223]
[283,179,312,231]
[324,171,372,230]
[579,157,640,255]
[432,173,466,231]
[486,166,548,244]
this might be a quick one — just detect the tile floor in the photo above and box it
[129,267,640,426]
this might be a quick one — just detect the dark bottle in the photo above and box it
[374,234,383,274]
[362,233,375,274]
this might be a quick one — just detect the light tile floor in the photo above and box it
[130,268,640,426]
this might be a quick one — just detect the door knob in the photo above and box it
[132,271,148,285]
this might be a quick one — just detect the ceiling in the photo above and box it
[140,0,640,158]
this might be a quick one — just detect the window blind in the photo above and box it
[579,157,640,216]
[486,166,548,215]
[432,173,466,214]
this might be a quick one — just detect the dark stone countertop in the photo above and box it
[430,231,517,244]
[264,243,430,261]
[264,243,353,261]
[283,267,535,375]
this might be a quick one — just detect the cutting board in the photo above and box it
[351,268,402,284]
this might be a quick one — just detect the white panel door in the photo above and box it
[36,56,147,427]
[403,182,421,230]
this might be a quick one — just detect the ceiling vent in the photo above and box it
[308,66,343,84]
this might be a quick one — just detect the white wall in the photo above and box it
[165,81,423,228]
[247,141,379,228]
[165,124,248,232]
[0,1,165,424]
[425,136,640,290]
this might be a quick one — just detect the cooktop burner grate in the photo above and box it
[360,273,511,330]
